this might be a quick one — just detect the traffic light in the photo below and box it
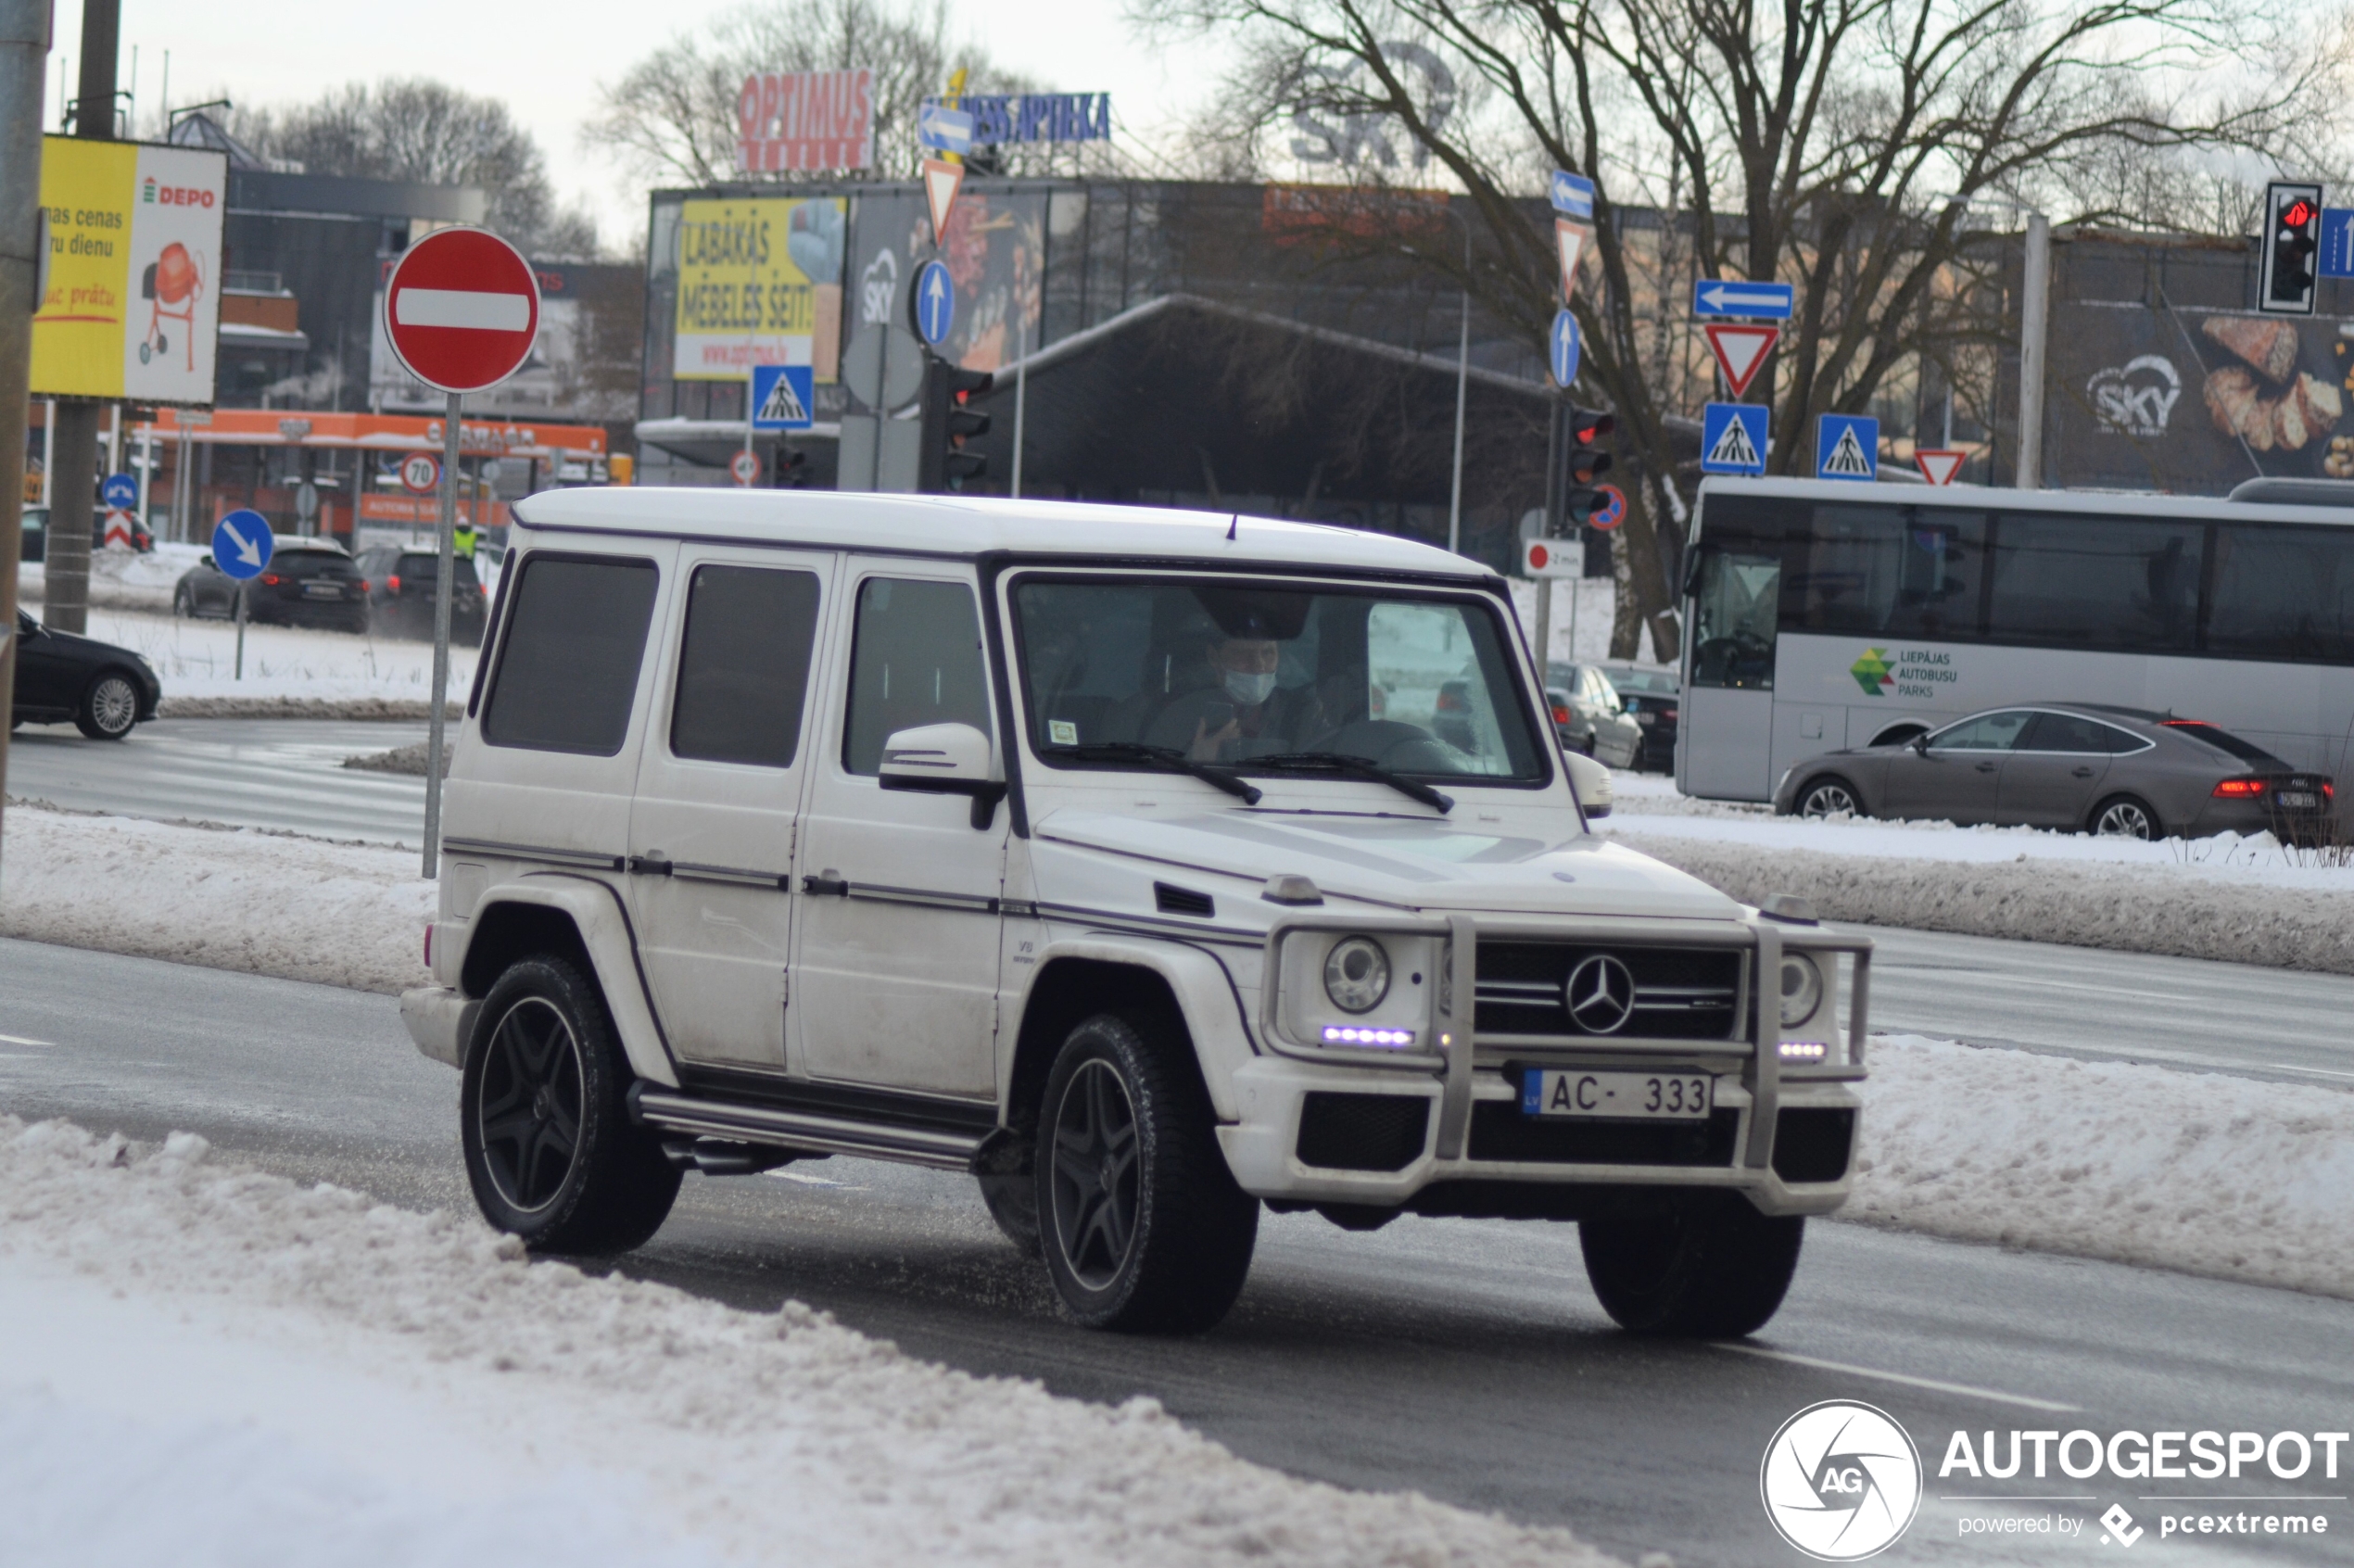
[919,358,994,491]
[1559,405,1616,529]
[2261,181,2322,316]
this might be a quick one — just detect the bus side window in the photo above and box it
[1691,551,1779,689]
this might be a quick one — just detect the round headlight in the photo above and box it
[1323,936,1391,1014]
[1778,953,1824,1029]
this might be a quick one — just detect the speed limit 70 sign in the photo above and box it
[399,453,441,495]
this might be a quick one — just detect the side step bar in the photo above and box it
[631,1087,989,1172]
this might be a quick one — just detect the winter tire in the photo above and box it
[1796,777,1860,818]
[2091,794,2158,841]
[75,673,140,740]
[1034,1011,1259,1333]
[462,955,681,1255]
[977,1170,1042,1258]
[1581,1191,1803,1337]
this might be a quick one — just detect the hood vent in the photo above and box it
[1154,881,1216,918]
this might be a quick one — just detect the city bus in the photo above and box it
[1676,476,2354,810]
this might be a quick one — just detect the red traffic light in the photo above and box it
[2282,197,2318,231]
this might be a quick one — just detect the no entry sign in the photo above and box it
[383,228,541,394]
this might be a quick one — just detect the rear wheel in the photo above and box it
[461,956,680,1254]
[1796,776,1860,818]
[2091,794,2159,840]
[1581,1191,1804,1336]
[1034,1012,1258,1333]
[74,673,140,740]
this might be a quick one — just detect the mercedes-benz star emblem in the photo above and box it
[1563,954,1636,1034]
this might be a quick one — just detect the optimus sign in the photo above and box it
[736,70,876,173]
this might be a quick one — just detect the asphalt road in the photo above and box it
[4,717,428,842]
[4,937,2348,1566]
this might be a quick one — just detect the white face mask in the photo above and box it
[1223,669,1278,707]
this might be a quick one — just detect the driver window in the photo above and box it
[1928,710,2033,751]
[1690,550,1779,689]
[842,576,993,776]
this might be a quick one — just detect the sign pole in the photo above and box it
[424,392,461,879]
[1011,311,1028,499]
[234,572,247,679]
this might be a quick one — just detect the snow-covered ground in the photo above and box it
[1506,575,1626,666]
[23,603,472,713]
[21,540,207,614]
[0,1118,1617,1568]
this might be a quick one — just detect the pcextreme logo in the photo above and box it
[1761,1400,1924,1560]
[1850,648,1893,696]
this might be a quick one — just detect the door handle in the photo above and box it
[802,870,850,897]
[2070,766,2095,778]
[1974,761,1997,773]
[627,853,672,876]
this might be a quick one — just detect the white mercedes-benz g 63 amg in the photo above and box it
[401,488,1868,1335]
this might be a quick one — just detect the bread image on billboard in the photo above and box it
[2201,315,2343,455]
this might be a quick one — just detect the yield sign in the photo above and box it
[1555,219,1591,303]
[923,158,965,246]
[1702,323,1778,398]
[382,227,540,395]
[1915,448,1967,486]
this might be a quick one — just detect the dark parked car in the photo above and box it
[10,609,161,739]
[1542,662,1642,768]
[175,538,372,633]
[354,546,484,643]
[1773,703,2335,842]
[1596,662,1678,772]
[19,505,153,560]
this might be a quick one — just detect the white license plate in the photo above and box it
[1635,712,1657,726]
[1522,1069,1713,1120]
[2279,791,2320,810]
[302,582,343,599]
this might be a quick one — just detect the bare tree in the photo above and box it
[1144,0,2345,658]
[248,80,600,258]
[583,0,1057,188]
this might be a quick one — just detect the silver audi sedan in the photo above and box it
[1771,703,2335,841]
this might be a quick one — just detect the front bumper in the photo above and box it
[1232,910,1871,1218]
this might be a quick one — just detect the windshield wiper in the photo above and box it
[1246,752,1455,814]
[1041,741,1262,805]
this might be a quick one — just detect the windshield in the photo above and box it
[1013,576,1548,783]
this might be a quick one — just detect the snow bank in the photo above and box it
[0,1119,1619,1568]
[24,605,476,710]
[0,803,428,993]
[1613,828,2354,976]
[22,541,208,613]
[1852,1036,2354,1300]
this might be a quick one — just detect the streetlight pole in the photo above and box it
[1,0,54,869]
[1439,204,1472,556]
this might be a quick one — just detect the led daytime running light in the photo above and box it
[1322,1025,1417,1049]
[1778,1040,1829,1061]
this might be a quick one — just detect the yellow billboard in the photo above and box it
[673,196,844,382]
[32,136,229,404]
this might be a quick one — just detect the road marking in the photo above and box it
[1711,1343,2078,1411]
[2263,1063,2354,1079]
[0,1033,53,1047]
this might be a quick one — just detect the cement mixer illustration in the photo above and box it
[140,242,205,370]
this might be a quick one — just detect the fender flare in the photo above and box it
[1004,935,1257,1121]
[456,874,679,1088]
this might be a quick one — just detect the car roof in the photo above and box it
[1696,474,2354,529]
[509,487,1496,581]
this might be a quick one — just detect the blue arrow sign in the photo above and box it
[1692,279,1794,320]
[100,473,138,510]
[2322,209,2354,279]
[1549,170,1595,221]
[1701,402,1768,476]
[1549,309,1581,388]
[914,259,956,348]
[1816,413,1879,482]
[918,102,975,157]
[211,509,274,581]
[750,364,816,431]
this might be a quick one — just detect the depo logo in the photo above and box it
[1761,1400,1923,1561]
[140,178,215,208]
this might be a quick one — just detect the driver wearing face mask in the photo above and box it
[1145,635,1325,762]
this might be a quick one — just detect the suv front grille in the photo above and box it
[1475,942,1740,1040]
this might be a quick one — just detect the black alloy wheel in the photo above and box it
[1581,1190,1804,1336]
[1034,1011,1259,1333]
[75,673,140,740]
[461,956,680,1253]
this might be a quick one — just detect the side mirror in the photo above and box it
[879,722,1007,829]
[1909,734,1930,754]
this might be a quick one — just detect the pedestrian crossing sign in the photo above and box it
[751,364,816,431]
[1816,412,1879,482]
[1701,401,1768,475]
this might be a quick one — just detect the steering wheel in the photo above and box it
[1310,718,1451,771]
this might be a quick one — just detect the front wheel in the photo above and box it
[461,956,681,1254]
[1035,1012,1259,1333]
[172,585,194,618]
[2091,793,2159,841]
[75,673,141,740]
[1581,1191,1804,1336]
[1796,776,1861,818]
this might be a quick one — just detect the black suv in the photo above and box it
[175,539,371,633]
[355,547,486,643]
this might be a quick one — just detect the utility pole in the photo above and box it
[1,0,54,865]
[44,0,119,634]
[2014,211,2051,490]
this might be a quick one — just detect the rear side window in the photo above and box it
[670,565,822,768]
[842,577,992,776]
[2164,720,2284,767]
[482,555,659,755]
[2020,713,2127,752]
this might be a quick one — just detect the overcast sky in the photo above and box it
[44,1,1223,247]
